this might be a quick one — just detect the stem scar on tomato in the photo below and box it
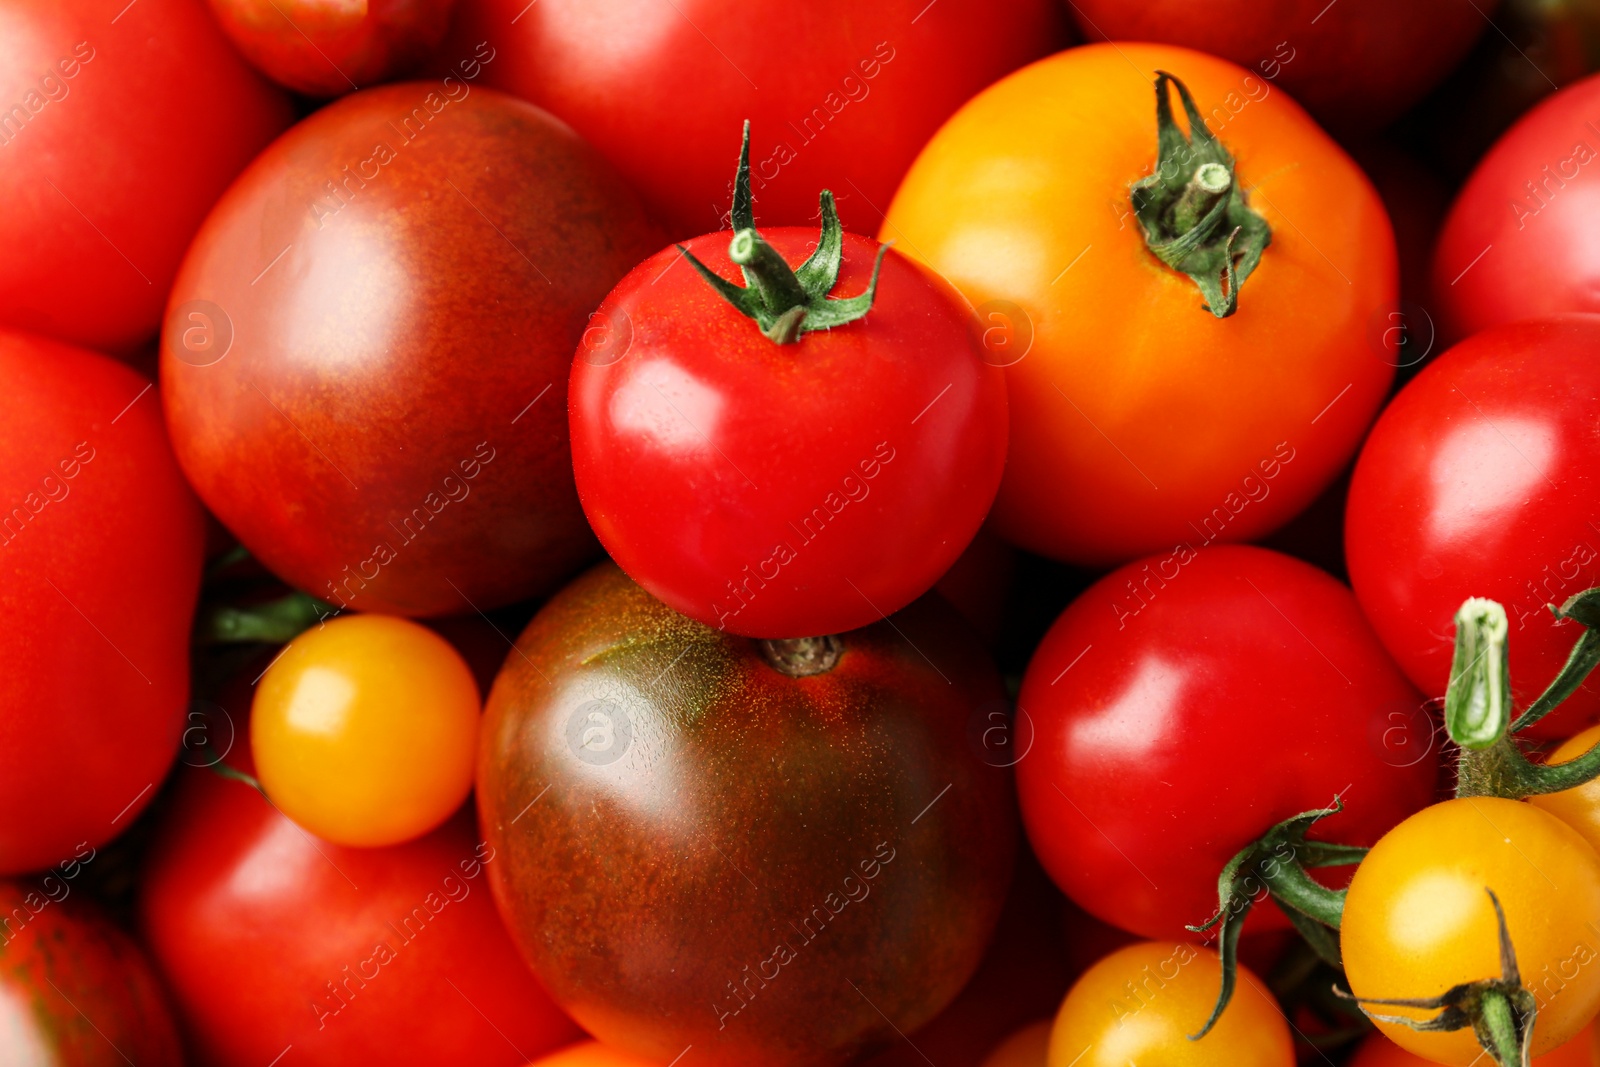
[679,120,891,343]
[1130,71,1272,317]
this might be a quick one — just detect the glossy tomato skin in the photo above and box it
[1067,1,1487,131]
[1533,725,1600,852]
[0,0,290,354]
[883,43,1396,567]
[139,761,580,1067]
[0,332,204,874]
[478,564,1017,1067]
[1432,74,1600,342]
[530,1042,662,1067]
[1346,317,1600,739]
[1046,942,1292,1067]
[1016,546,1437,941]
[1349,1025,1598,1067]
[0,879,183,1066]
[570,232,1007,639]
[163,83,663,617]
[207,0,456,96]
[1342,799,1600,1064]
[441,0,1068,237]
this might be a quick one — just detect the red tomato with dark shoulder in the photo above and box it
[0,331,204,875]
[0,0,290,354]
[1432,73,1600,343]
[1346,316,1600,739]
[569,226,1007,639]
[138,759,580,1066]
[1015,545,1437,940]
[206,0,457,96]
[1065,0,1488,131]
[443,0,1068,236]
[162,82,663,617]
[0,878,183,1066]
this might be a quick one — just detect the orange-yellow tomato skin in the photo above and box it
[1046,941,1293,1067]
[526,1040,664,1067]
[252,614,480,847]
[1532,725,1600,853]
[1342,798,1600,1065]
[982,1020,1050,1067]
[1350,1023,1598,1067]
[883,42,1396,566]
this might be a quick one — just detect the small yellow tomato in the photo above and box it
[1047,941,1292,1067]
[1350,1021,1598,1067]
[982,1020,1050,1067]
[1342,797,1600,1065]
[252,614,479,847]
[1532,725,1600,853]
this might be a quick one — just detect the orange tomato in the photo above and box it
[1348,1023,1597,1067]
[1532,725,1600,853]
[527,1040,663,1066]
[252,613,480,847]
[883,42,1395,566]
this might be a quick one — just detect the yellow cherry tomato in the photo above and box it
[982,1020,1050,1067]
[1531,725,1600,853]
[1046,941,1292,1067]
[1349,1022,1598,1067]
[1342,797,1600,1065]
[252,614,479,847]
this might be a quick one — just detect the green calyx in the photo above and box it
[1130,72,1272,318]
[1448,587,1600,799]
[1188,802,1365,1039]
[1338,889,1536,1067]
[196,589,337,645]
[680,121,890,345]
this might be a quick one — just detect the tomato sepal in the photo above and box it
[1336,888,1536,1067]
[1447,589,1600,798]
[1130,71,1272,318]
[196,589,338,645]
[1187,800,1362,1039]
[679,122,889,344]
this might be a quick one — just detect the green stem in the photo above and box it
[1261,861,1347,929]
[729,229,811,315]
[1476,990,1524,1067]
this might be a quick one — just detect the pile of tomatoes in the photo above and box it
[9,2,1600,1066]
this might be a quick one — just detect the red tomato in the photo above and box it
[0,331,204,875]
[1433,73,1600,342]
[162,82,663,617]
[1015,545,1437,940]
[0,877,183,1066]
[442,0,1068,236]
[0,0,290,354]
[138,760,580,1067]
[206,0,456,96]
[1065,0,1489,131]
[569,230,1007,639]
[1346,317,1600,739]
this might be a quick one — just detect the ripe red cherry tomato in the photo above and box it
[444,0,1068,236]
[1064,0,1488,131]
[1016,545,1436,940]
[0,0,290,354]
[570,223,1007,639]
[163,82,663,617]
[0,331,204,875]
[0,878,184,1066]
[1433,73,1600,342]
[1346,317,1600,739]
[139,759,580,1067]
[205,0,456,96]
